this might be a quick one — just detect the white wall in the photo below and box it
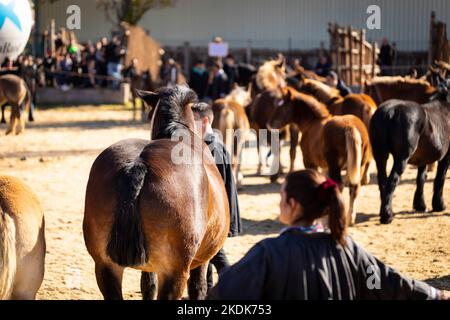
[39,0,450,51]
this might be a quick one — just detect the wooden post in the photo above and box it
[429,11,436,65]
[348,26,354,86]
[50,19,55,58]
[372,42,378,79]
[335,24,340,78]
[246,40,252,64]
[359,29,365,89]
[183,41,190,81]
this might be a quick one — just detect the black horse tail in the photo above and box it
[107,159,149,267]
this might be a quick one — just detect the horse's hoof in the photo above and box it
[380,214,394,225]
[432,200,446,212]
[270,174,280,183]
[413,201,427,213]
[0,119,5,124]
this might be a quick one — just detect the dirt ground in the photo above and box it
[0,106,448,300]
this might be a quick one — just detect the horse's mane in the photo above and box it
[368,76,432,87]
[289,87,330,119]
[302,78,341,103]
[151,86,197,140]
[256,58,286,92]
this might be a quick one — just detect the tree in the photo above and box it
[96,0,175,27]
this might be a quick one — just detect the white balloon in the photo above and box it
[0,0,33,63]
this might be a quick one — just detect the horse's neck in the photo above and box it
[293,96,330,131]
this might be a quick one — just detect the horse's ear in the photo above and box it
[136,90,159,107]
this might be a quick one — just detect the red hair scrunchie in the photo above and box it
[317,178,338,202]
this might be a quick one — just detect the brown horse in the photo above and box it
[290,76,377,130]
[83,86,229,300]
[246,90,300,182]
[364,77,437,105]
[268,87,372,224]
[0,176,46,300]
[0,74,32,135]
[212,86,251,187]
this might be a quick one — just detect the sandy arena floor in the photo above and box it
[0,106,448,299]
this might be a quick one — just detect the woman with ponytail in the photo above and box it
[209,170,448,300]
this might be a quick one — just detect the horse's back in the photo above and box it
[0,176,45,300]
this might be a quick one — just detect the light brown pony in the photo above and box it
[83,86,229,300]
[0,74,32,135]
[293,76,377,130]
[268,87,372,224]
[212,85,251,187]
[364,77,437,105]
[252,54,287,98]
[0,176,45,300]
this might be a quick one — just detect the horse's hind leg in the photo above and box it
[289,126,299,173]
[1,104,5,123]
[5,110,18,135]
[432,155,449,212]
[348,183,361,225]
[380,158,408,224]
[141,271,158,300]
[413,166,427,212]
[157,269,190,300]
[188,264,208,300]
[95,262,124,300]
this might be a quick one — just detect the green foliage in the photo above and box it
[96,0,175,26]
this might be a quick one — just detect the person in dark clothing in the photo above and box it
[326,71,352,97]
[223,54,237,88]
[207,61,230,101]
[105,36,126,89]
[189,60,209,99]
[379,38,394,76]
[209,170,448,300]
[315,55,332,77]
[192,102,242,290]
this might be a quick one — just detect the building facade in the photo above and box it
[38,0,450,51]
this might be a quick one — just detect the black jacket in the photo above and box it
[209,230,438,300]
[204,133,242,237]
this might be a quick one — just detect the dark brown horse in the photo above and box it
[364,77,437,105]
[246,90,300,182]
[0,74,32,135]
[128,69,157,122]
[83,86,229,300]
[268,87,372,224]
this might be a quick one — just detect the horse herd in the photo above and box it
[0,55,449,300]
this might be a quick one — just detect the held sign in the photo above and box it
[0,0,33,63]
[208,42,229,58]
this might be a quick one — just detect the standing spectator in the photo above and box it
[43,52,57,87]
[105,35,126,89]
[223,54,237,88]
[207,61,229,101]
[161,58,179,88]
[315,55,332,77]
[58,53,73,90]
[21,56,37,121]
[379,38,394,76]
[189,59,209,99]
[95,41,107,87]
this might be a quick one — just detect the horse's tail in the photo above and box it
[345,126,362,186]
[219,107,235,155]
[107,159,149,267]
[0,210,17,300]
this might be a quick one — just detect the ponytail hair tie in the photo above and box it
[318,178,338,202]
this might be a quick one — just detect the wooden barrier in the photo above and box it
[329,23,380,87]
